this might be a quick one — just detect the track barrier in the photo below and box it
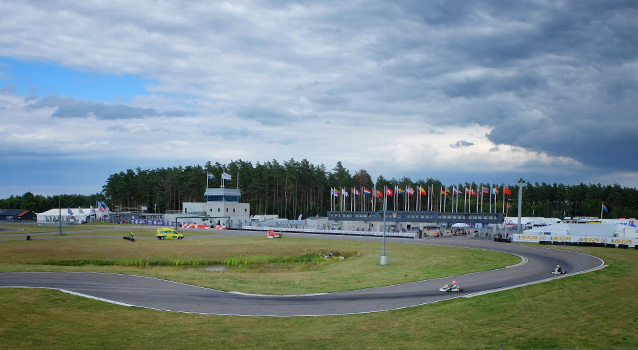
[513,233,637,249]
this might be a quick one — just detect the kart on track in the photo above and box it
[439,284,464,292]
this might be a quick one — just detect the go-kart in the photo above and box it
[551,268,567,275]
[266,230,282,238]
[439,284,464,292]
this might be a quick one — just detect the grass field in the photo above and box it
[1,224,637,349]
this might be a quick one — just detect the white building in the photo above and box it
[165,188,250,229]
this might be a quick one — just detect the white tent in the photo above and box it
[451,223,469,228]
[36,207,99,224]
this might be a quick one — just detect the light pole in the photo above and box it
[58,196,62,235]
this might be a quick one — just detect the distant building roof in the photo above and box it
[0,209,29,216]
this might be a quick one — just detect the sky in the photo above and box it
[1,0,637,198]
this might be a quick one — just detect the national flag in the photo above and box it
[482,187,489,194]
[504,187,512,195]
[222,172,232,180]
[453,187,460,195]
[469,188,477,196]
[376,190,383,197]
[385,187,393,196]
[602,204,608,212]
[406,186,414,196]
[507,203,511,209]
[492,187,499,195]
[207,172,216,180]
[442,188,450,195]
[100,201,108,213]
[363,188,372,195]
[332,188,340,196]
[397,188,405,195]
[352,188,359,195]
[419,186,427,195]
[342,188,349,197]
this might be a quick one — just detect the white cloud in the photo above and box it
[1,1,637,197]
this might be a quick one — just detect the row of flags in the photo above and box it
[207,172,233,188]
[330,185,516,214]
[65,200,110,217]
[207,172,232,180]
[331,185,512,198]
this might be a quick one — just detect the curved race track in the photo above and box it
[0,232,604,316]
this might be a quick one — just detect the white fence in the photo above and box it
[513,233,636,247]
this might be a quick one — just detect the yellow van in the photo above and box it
[156,227,184,240]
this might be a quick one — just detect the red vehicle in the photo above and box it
[266,230,282,238]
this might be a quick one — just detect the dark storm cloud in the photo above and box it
[25,94,181,119]
[403,1,638,171]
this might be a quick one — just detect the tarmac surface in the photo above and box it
[0,231,605,316]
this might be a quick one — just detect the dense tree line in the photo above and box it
[2,159,638,220]
[0,192,107,215]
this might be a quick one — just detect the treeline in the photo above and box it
[2,159,638,219]
[0,193,107,215]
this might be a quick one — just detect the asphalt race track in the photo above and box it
[0,233,604,317]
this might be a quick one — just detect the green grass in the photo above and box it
[0,227,518,294]
[0,222,109,234]
[1,224,636,349]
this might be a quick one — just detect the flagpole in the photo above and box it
[404,187,407,211]
[452,187,455,213]
[330,188,333,212]
[432,186,434,211]
[463,187,467,213]
[429,186,433,211]
[502,185,505,214]
[381,187,388,266]
[446,187,450,212]
[490,185,494,214]
[393,185,397,211]
[372,188,376,212]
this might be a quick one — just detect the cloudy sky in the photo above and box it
[1,0,637,198]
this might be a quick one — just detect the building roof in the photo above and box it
[0,209,31,217]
